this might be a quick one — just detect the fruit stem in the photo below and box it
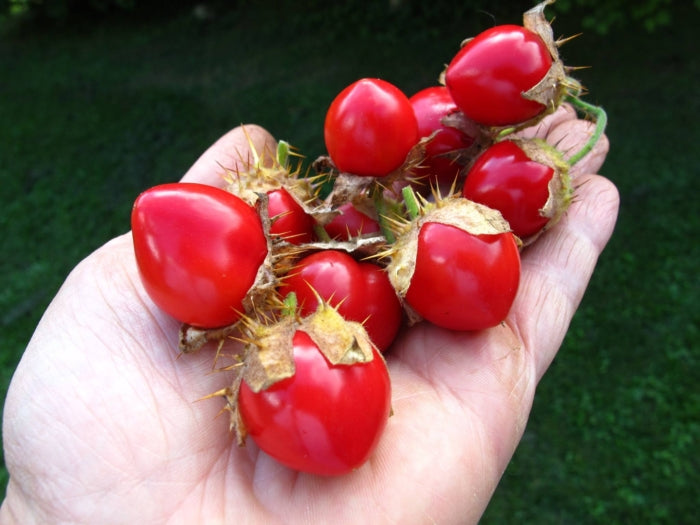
[565,95,608,167]
[402,186,421,221]
[277,140,290,167]
[373,189,396,244]
[496,127,517,139]
[282,292,298,317]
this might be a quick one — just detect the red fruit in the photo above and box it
[131,183,267,328]
[323,202,381,240]
[445,25,553,126]
[409,86,476,185]
[408,222,520,330]
[267,187,316,244]
[462,140,553,238]
[238,322,391,476]
[387,198,520,331]
[281,250,402,351]
[324,78,419,177]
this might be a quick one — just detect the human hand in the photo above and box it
[1,108,618,524]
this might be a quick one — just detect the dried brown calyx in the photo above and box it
[510,137,573,245]
[222,138,323,223]
[520,0,584,127]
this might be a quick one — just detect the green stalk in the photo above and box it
[373,188,396,244]
[565,94,608,167]
[282,291,298,318]
[402,186,421,221]
[496,126,517,140]
[276,140,290,167]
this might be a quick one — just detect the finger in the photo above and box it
[514,174,619,380]
[546,119,610,177]
[180,124,277,188]
[515,103,577,140]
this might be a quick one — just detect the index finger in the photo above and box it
[180,124,277,187]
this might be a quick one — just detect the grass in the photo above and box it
[1,1,698,522]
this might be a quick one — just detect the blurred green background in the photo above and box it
[1,0,698,522]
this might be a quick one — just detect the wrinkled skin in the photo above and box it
[1,107,618,524]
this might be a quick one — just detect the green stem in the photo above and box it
[282,291,298,317]
[372,187,396,244]
[496,126,517,140]
[402,186,421,221]
[565,94,608,167]
[276,140,290,167]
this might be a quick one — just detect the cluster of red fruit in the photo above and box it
[130,2,604,476]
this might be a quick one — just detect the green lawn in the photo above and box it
[1,2,698,522]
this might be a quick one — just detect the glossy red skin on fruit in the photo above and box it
[405,222,520,331]
[409,86,475,185]
[323,203,381,240]
[267,187,316,244]
[281,250,401,351]
[324,78,419,177]
[445,25,553,126]
[131,183,267,328]
[462,140,554,238]
[238,330,391,476]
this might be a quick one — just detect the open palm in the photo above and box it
[2,111,619,524]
